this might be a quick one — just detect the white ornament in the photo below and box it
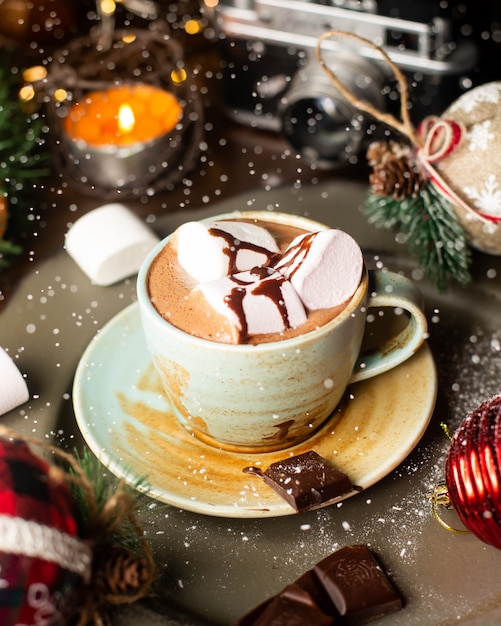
[466,120,494,152]
[428,81,501,254]
[449,82,501,115]
[463,174,501,219]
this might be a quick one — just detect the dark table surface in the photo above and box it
[2,36,501,626]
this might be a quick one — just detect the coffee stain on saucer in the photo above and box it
[111,344,436,515]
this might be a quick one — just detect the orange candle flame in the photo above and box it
[118,104,135,135]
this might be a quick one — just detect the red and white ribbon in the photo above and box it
[418,116,463,163]
[416,117,496,224]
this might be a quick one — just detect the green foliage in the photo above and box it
[0,59,50,269]
[364,183,471,292]
[70,447,150,548]
[0,67,47,180]
[0,238,23,269]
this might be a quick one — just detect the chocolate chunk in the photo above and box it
[233,572,335,626]
[253,584,335,626]
[232,545,404,626]
[293,570,337,616]
[261,451,353,512]
[313,545,403,625]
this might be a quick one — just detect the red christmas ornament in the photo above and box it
[0,438,91,625]
[443,395,501,549]
[0,426,156,626]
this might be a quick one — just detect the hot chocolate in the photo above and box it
[137,211,427,450]
[146,216,364,345]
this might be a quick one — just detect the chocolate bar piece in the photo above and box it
[293,570,336,616]
[313,545,403,625]
[233,571,335,626]
[253,584,335,626]
[232,545,404,626]
[262,451,353,512]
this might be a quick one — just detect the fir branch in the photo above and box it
[0,59,51,270]
[364,184,471,292]
[69,447,150,548]
[0,117,47,168]
[0,239,23,268]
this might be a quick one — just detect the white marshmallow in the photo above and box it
[194,268,307,338]
[65,203,160,286]
[176,220,280,283]
[0,347,29,416]
[244,272,307,335]
[274,229,363,310]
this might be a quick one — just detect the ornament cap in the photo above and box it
[429,483,470,535]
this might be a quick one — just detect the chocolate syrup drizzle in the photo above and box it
[209,227,279,274]
[223,268,293,343]
[273,232,316,279]
[209,227,294,342]
[251,270,291,332]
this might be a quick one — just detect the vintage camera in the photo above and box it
[214,0,478,166]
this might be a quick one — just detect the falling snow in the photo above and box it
[1,6,501,624]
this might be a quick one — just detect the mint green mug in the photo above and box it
[137,211,428,453]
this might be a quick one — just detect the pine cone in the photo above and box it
[367,140,426,200]
[96,545,151,597]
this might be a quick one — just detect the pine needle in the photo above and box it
[69,447,150,548]
[0,58,50,269]
[364,184,471,292]
[0,239,23,268]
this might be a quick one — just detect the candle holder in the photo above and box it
[42,25,203,199]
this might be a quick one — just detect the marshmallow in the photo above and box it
[0,347,29,416]
[176,220,280,283]
[274,229,363,310]
[194,268,307,339]
[65,203,160,286]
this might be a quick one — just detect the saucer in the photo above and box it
[72,303,437,519]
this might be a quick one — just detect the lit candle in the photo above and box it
[63,84,183,189]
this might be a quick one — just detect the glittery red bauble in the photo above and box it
[0,438,91,625]
[445,395,501,549]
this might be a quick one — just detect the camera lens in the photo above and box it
[279,53,386,166]
[281,95,364,165]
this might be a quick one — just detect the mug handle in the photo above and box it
[350,269,428,383]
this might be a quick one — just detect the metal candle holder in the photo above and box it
[42,26,203,199]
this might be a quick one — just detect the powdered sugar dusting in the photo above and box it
[142,265,501,625]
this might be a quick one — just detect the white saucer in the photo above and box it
[72,303,437,519]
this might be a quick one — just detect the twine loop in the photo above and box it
[315,30,423,148]
[316,30,494,226]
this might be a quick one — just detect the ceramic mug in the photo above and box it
[137,211,428,452]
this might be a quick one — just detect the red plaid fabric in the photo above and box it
[0,438,82,625]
